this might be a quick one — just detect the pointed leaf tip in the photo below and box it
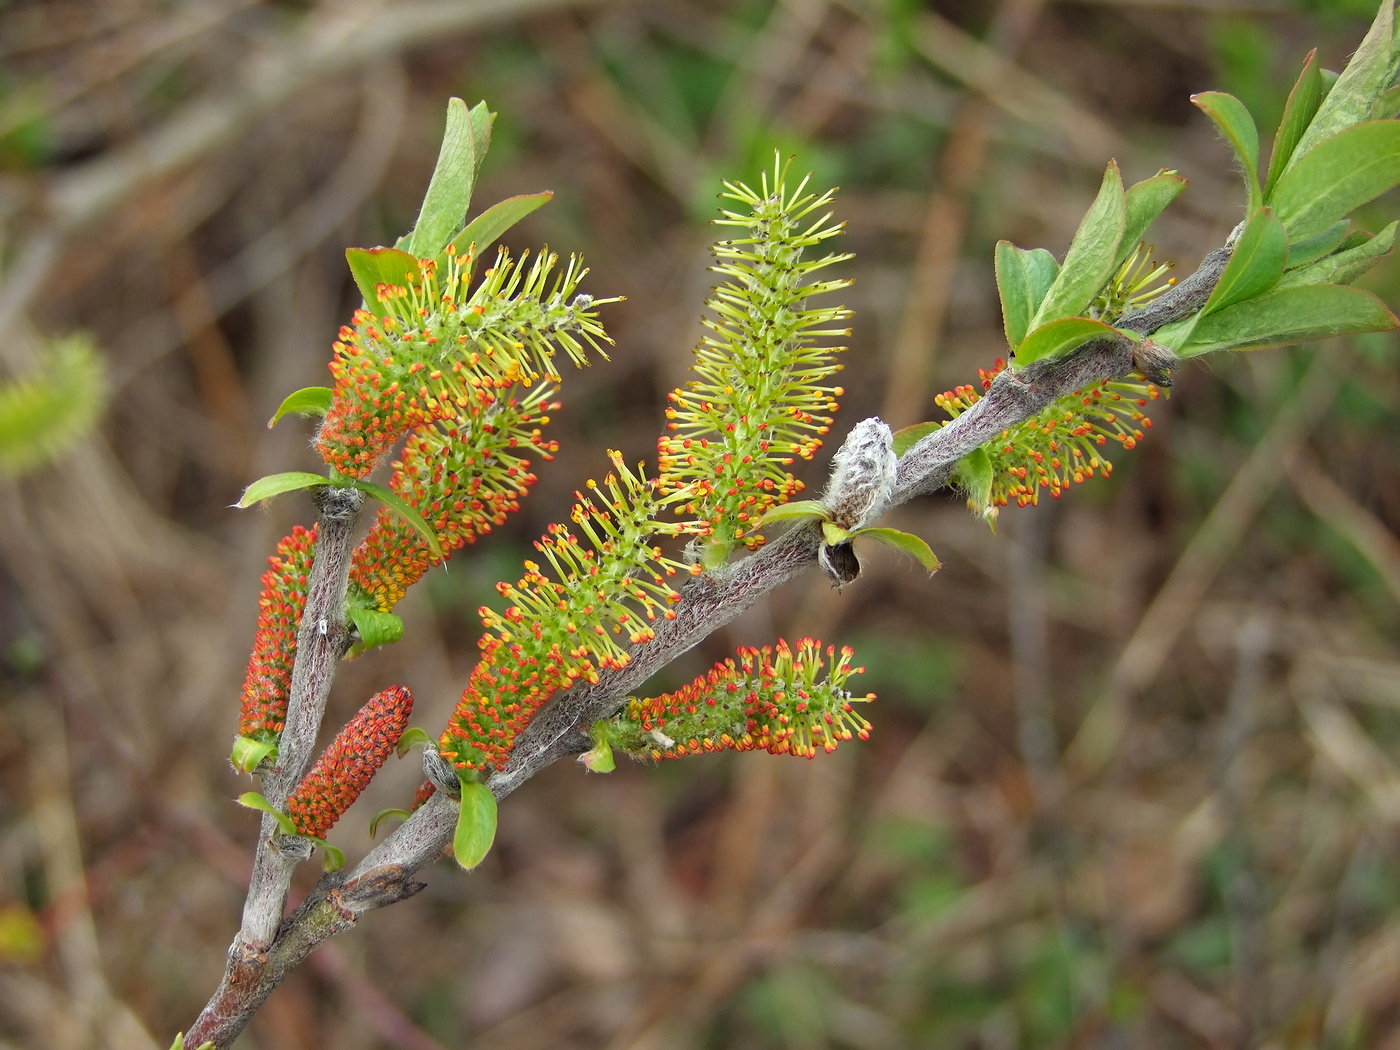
[268,386,333,428]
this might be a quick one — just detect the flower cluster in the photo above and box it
[350,384,562,611]
[1090,243,1175,322]
[317,246,613,478]
[609,638,873,761]
[937,361,1160,507]
[440,453,705,773]
[237,526,317,742]
[656,160,852,565]
[286,685,414,840]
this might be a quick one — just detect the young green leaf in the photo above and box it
[1265,49,1328,200]
[1369,84,1400,122]
[1175,283,1398,357]
[347,606,404,651]
[1192,91,1262,211]
[267,386,332,428]
[395,726,434,758]
[1116,172,1188,269]
[316,841,346,873]
[230,736,277,775]
[1029,161,1126,330]
[440,192,553,262]
[892,421,942,458]
[1201,208,1287,316]
[756,499,830,527]
[345,247,420,316]
[453,780,498,870]
[1270,121,1400,241]
[954,446,995,527]
[822,520,855,546]
[1285,220,1351,270]
[345,479,443,558]
[369,809,412,838]
[995,241,1060,348]
[1278,221,1397,288]
[855,527,942,574]
[1290,1,1397,161]
[580,721,616,773]
[236,792,297,836]
[1015,316,1135,367]
[405,99,494,260]
[235,471,327,508]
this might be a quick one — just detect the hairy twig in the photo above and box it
[184,241,1232,1047]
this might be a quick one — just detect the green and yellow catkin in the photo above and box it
[609,638,873,761]
[350,384,562,611]
[237,526,317,742]
[937,360,1159,508]
[440,453,705,773]
[657,160,852,566]
[286,685,414,840]
[317,247,614,479]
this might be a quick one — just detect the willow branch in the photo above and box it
[185,244,1230,1048]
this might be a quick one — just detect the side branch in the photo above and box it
[187,486,365,1048]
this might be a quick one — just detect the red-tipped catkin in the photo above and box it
[610,638,874,761]
[286,685,414,840]
[411,781,437,810]
[936,360,1159,508]
[237,526,317,741]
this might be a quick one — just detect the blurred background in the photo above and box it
[2,0,1400,1047]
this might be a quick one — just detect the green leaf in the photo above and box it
[453,781,498,870]
[1116,172,1188,268]
[230,736,277,775]
[235,471,326,508]
[1285,220,1351,270]
[855,528,942,574]
[1192,91,1262,211]
[345,247,420,317]
[1369,85,1400,122]
[1201,208,1287,316]
[822,520,855,546]
[1291,1,1397,160]
[267,386,332,428]
[314,840,345,872]
[405,99,494,259]
[1270,121,1400,241]
[347,606,404,651]
[369,809,411,838]
[1030,161,1126,329]
[757,500,830,526]
[169,1035,215,1050]
[954,446,995,530]
[580,721,615,773]
[1014,316,1135,367]
[892,421,942,458]
[994,242,1060,348]
[237,792,297,836]
[1279,221,1397,288]
[345,480,443,558]
[441,192,553,261]
[1176,283,1398,358]
[395,726,434,758]
[1265,49,1328,200]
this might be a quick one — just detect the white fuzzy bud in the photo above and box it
[822,417,896,531]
